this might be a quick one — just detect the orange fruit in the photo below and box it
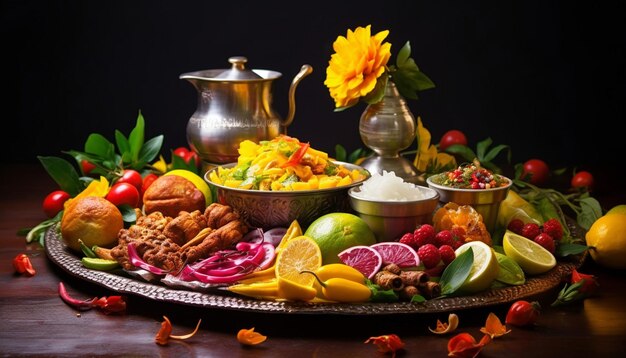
[433,202,491,245]
[304,213,376,265]
[60,196,123,253]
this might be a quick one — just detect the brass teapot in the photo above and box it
[180,56,313,165]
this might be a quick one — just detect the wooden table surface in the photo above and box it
[1,164,625,357]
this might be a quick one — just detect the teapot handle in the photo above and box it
[282,64,313,128]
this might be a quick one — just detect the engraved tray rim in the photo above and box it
[44,222,586,315]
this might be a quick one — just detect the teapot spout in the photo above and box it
[282,64,313,129]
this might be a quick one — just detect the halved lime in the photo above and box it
[503,230,556,275]
[454,241,500,294]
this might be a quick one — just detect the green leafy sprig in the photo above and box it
[443,137,511,174]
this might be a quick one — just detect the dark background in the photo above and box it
[2,1,625,199]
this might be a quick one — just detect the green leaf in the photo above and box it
[439,247,474,296]
[348,148,368,164]
[115,130,132,164]
[410,294,426,303]
[577,197,603,230]
[128,111,145,163]
[85,133,115,159]
[444,144,477,162]
[118,205,137,225]
[476,137,493,160]
[137,135,164,167]
[482,144,510,164]
[37,156,83,196]
[556,243,589,257]
[396,41,411,67]
[334,144,347,162]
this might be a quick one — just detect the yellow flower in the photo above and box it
[324,25,391,109]
[414,117,456,173]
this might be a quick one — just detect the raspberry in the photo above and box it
[434,230,454,247]
[417,244,441,269]
[507,219,524,235]
[450,226,466,249]
[413,224,436,247]
[399,232,418,249]
[542,218,563,240]
[521,223,541,240]
[438,245,456,266]
[533,233,555,253]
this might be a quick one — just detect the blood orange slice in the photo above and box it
[371,242,420,268]
[337,245,383,279]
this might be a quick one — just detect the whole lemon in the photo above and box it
[585,213,626,269]
[606,204,626,216]
[61,196,124,253]
[304,213,376,265]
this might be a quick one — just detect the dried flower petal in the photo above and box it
[364,334,405,357]
[13,253,36,276]
[429,313,460,335]
[237,327,267,346]
[155,316,201,345]
[92,296,127,315]
[448,332,491,358]
[480,312,511,338]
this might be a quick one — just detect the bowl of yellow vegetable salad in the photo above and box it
[205,135,370,230]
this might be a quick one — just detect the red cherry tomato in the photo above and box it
[571,171,594,189]
[505,300,541,327]
[184,150,201,167]
[522,159,550,185]
[141,173,159,196]
[173,147,190,160]
[81,160,96,175]
[42,190,71,218]
[106,182,140,208]
[117,169,143,192]
[439,130,468,151]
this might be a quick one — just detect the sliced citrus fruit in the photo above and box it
[81,257,120,271]
[275,236,322,287]
[454,241,499,294]
[370,242,420,268]
[337,245,383,279]
[503,230,557,275]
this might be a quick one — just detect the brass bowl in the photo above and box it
[348,185,440,242]
[205,162,370,230]
[426,173,513,234]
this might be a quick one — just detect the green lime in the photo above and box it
[304,213,376,265]
[503,230,556,275]
[494,252,525,285]
[81,257,120,271]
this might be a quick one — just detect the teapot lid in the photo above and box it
[180,56,281,82]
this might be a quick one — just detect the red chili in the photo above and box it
[13,254,36,277]
[58,282,96,311]
[281,142,310,168]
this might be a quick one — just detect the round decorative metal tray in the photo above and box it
[44,222,585,315]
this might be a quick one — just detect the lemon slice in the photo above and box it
[454,241,500,294]
[275,236,322,287]
[503,230,557,275]
[164,169,212,205]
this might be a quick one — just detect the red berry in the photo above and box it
[507,219,524,235]
[399,232,418,249]
[450,226,466,248]
[533,233,555,253]
[521,223,541,240]
[542,218,563,240]
[434,230,455,247]
[413,224,436,247]
[417,244,441,269]
[438,245,456,266]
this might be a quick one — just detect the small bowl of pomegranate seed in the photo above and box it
[426,164,512,234]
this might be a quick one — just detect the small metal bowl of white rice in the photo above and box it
[348,171,440,242]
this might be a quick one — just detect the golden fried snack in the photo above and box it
[182,219,249,264]
[162,210,207,246]
[143,175,205,218]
